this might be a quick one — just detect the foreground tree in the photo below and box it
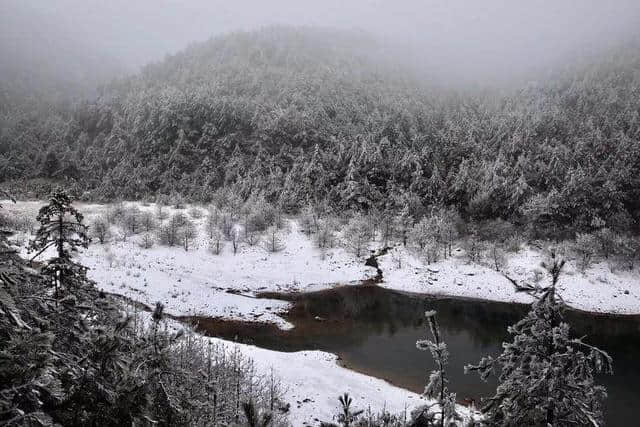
[28,188,90,300]
[466,254,613,426]
[413,310,458,426]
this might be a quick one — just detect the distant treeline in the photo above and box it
[1,27,640,234]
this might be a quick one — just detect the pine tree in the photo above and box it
[414,310,458,426]
[466,253,613,426]
[28,187,90,301]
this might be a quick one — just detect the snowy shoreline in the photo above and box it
[4,199,639,425]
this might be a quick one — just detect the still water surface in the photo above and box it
[188,286,640,426]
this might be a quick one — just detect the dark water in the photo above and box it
[186,286,640,426]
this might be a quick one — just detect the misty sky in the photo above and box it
[2,0,640,85]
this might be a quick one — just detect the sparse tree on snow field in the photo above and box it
[411,217,433,251]
[139,232,154,249]
[466,254,613,426]
[91,215,111,244]
[245,227,261,246]
[231,227,241,255]
[158,212,186,246]
[316,218,337,249]
[342,215,370,258]
[594,226,617,259]
[219,210,234,240]
[155,202,168,221]
[106,201,126,224]
[188,206,203,219]
[439,208,460,258]
[209,230,224,255]
[123,206,141,235]
[391,246,403,269]
[179,218,197,251]
[28,187,90,300]
[262,226,285,253]
[140,210,157,232]
[379,209,396,247]
[617,235,640,270]
[394,206,413,247]
[573,233,599,272]
[206,206,220,239]
[413,310,458,427]
[489,242,507,271]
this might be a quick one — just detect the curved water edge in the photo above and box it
[184,284,640,426]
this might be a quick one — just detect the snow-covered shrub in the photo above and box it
[158,213,187,246]
[219,211,234,240]
[178,217,197,251]
[140,210,156,232]
[594,227,617,259]
[139,232,154,249]
[572,233,599,272]
[209,230,224,255]
[616,235,640,270]
[316,218,337,249]
[155,202,168,221]
[342,214,370,258]
[188,206,203,219]
[262,226,286,253]
[105,201,126,224]
[122,205,142,235]
[91,215,111,244]
[488,242,508,271]
[463,236,485,264]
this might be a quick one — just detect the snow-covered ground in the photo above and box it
[3,199,640,425]
[5,200,638,317]
[379,244,640,315]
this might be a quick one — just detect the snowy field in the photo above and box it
[5,200,640,319]
[3,199,640,425]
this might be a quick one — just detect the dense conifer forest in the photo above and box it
[2,27,640,234]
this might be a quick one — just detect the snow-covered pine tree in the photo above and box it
[413,310,458,427]
[465,253,613,426]
[28,187,90,300]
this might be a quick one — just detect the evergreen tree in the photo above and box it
[466,253,613,426]
[28,187,90,300]
[414,310,458,427]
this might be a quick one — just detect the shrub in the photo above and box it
[188,206,203,219]
[91,216,111,244]
[139,232,154,249]
[463,236,485,263]
[262,226,286,253]
[209,230,224,255]
[140,211,157,232]
[573,233,599,272]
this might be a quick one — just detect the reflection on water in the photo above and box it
[185,286,640,426]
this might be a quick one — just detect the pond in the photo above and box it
[185,286,640,426]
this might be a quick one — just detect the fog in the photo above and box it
[2,0,640,88]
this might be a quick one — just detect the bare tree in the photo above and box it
[209,230,224,255]
[231,227,241,255]
[206,206,220,239]
[342,215,370,258]
[316,218,337,249]
[91,215,111,244]
[140,210,157,232]
[123,206,141,235]
[139,232,154,249]
[180,217,197,251]
[489,242,507,271]
[262,226,285,253]
[158,213,186,246]
[155,202,168,221]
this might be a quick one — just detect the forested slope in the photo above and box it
[2,26,640,232]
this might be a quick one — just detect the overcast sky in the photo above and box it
[2,0,640,86]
